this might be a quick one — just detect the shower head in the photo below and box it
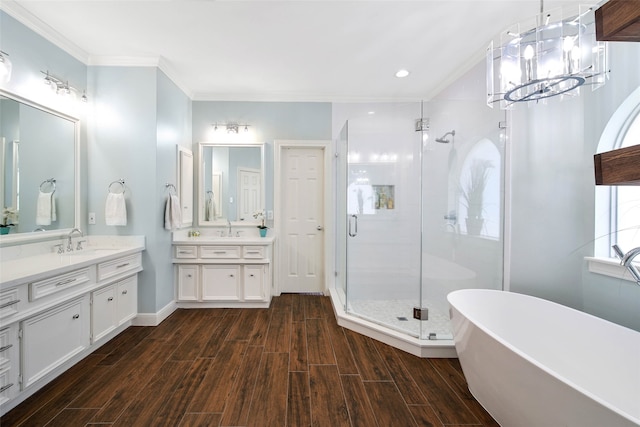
[435,130,455,143]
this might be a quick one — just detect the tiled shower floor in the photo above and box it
[347,298,452,340]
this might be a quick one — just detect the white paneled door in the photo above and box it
[280,147,324,293]
[237,167,261,221]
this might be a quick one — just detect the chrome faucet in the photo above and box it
[612,245,640,284]
[226,219,232,237]
[67,228,83,252]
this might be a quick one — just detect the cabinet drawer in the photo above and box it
[0,325,17,370]
[98,253,142,282]
[243,246,265,259]
[0,367,16,405]
[200,246,241,259]
[29,268,91,302]
[175,245,197,259]
[0,287,25,319]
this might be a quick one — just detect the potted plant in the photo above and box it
[1,208,16,235]
[460,159,493,235]
[253,210,268,237]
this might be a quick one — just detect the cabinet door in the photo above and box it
[177,265,199,301]
[21,295,90,388]
[243,265,265,301]
[116,276,137,325]
[201,265,240,301]
[92,285,117,343]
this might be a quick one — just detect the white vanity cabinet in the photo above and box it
[0,238,145,417]
[174,238,273,308]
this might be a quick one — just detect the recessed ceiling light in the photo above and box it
[395,69,410,78]
[368,111,375,115]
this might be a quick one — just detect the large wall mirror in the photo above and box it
[198,142,264,225]
[0,89,79,242]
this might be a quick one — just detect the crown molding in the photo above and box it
[0,1,89,63]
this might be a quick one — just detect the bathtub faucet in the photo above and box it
[612,245,640,285]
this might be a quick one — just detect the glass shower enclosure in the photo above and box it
[335,100,505,343]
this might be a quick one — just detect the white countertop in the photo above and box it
[1,236,145,288]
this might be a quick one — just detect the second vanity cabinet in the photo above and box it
[174,239,273,307]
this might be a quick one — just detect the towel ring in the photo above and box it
[165,183,177,195]
[108,179,126,194]
[39,178,56,194]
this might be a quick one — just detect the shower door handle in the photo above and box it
[348,214,358,237]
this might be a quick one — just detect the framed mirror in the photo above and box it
[0,89,80,242]
[198,142,264,226]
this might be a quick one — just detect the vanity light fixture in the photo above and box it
[211,123,251,134]
[487,1,608,109]
[41,70,87,101]
[0,51,12,84]
[395,69,410,78]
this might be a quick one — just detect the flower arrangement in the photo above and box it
[2,208,16,227]
[253,210,267,229]
[1,208,16,234]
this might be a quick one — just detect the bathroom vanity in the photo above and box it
[0,236,145,416]
[173,234,274,307]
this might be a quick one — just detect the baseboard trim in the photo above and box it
[132,300,177,326]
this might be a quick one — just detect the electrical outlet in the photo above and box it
[267,210,273,220]
[88,212,96,224]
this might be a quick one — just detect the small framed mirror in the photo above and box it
[198,142,264,226]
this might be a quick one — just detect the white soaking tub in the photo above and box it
[448,289,640,427]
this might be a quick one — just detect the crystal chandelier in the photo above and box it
[486,2,609,109]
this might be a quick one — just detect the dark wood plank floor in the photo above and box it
[1,295,499,427]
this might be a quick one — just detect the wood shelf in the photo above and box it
[594,144,640,185]
[595,0,640,42]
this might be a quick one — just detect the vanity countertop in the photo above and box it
[0,236,145,288]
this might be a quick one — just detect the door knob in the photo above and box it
[316,226,324,231]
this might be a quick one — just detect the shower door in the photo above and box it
[419,102,506,340]
[340,104,423,337]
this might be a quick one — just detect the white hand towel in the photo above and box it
[205,197,217,221]
[105,192,127,226]
[164,194,182,230]
[36,191,56,225]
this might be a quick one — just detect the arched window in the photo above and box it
[595,88,640,257]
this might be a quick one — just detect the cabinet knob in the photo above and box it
[249,274,255,277]
[108,297,114,302]
[229,274,234,278]
[122,290,128,295]
[72,314,80,319]
[187,274,192,278]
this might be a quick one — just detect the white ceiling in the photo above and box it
[4,0,595,102]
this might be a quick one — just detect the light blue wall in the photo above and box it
[509,41,640,331]
[155,70,192,310]
[86,66,192,314]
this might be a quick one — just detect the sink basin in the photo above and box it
[57,248,121,264]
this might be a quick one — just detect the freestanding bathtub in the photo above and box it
[448,289,640,427]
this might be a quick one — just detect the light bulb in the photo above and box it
[563,37,574,53]
[523,45,535,60]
